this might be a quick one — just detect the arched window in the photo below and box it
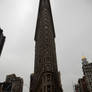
[47,74,50,81]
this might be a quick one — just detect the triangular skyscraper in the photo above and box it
[30,0,63,92]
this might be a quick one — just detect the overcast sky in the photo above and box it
[0,0,92,92]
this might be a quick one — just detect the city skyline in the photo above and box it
[0,0,92,92]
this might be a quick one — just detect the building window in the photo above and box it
[44,86,46,92]
[40,88,42,92]
[44,26,48,29]
[47,85,50,92]
[43,76,45,82]
[47,74,50,81]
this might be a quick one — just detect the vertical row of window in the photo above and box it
[39,8,53,38]
[40,74,56,92]
[41,74,51,83]
[40,74,55,84]
[39,57,53,65]
[47,85,50,92]
[41,85,54,92]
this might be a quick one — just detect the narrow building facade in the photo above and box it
[30,0,63,92]
[82,57,92,92]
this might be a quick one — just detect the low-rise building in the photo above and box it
[0,74,23,92]
[74,76,89,92]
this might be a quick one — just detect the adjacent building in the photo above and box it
[0,82,12,92]
[74,56,92,92]
[30,0,63,92]
[82,57,92,92]
[0,28,6,56]
[74,76,89,92]
[78,76,89,92]
[0,74,23,92]
[0,83,3,92]
[74,84,80,92]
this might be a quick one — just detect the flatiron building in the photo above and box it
[30,0,63,92]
